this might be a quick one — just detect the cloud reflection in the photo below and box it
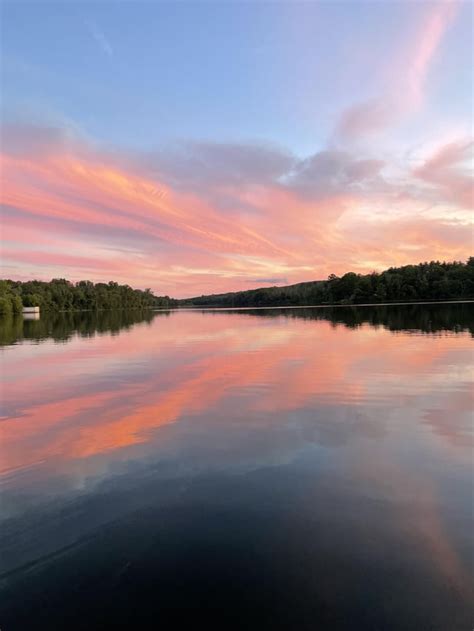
[1,308,471,479]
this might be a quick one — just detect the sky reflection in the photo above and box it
[1,307,472,492]
[0,305,472,629]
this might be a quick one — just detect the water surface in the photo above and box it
[1,304,473,630]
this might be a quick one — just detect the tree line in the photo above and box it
[180,259,474,307]
[1,259,472,316]
[0,278,178,315]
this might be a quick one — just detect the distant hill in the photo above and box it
[179,259,474,308]
[180,279,325,308]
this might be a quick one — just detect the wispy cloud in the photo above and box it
[413,139,473,209]
[85,20,113,58]
[1,120,472,297]
[334,1,459,142]
[244,278,288,285]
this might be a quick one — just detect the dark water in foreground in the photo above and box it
[0,304,473,630]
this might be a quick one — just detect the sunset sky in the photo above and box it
[1,1,472,297]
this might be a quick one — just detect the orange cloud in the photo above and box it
[1,122,472,297]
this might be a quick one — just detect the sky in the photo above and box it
[1,0,473,297]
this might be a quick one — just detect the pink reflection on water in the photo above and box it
[1,312,471,476]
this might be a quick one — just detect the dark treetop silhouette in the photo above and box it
[1,259,473,316]
[180,259,474,307]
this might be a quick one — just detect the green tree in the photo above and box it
[11,294,23,313]
[0,296,12,316]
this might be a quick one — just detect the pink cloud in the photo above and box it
[413,139,473,209]
[406,1,458,109]
[335,1,459,141]
[1,122,472,297]
[335,100,396,142]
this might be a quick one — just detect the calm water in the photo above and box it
[1,304,473,630]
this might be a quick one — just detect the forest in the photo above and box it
[1,259,473,316]
[0,278,178,315]
[180,259,474,307]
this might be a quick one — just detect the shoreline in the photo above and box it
[2,300,472,318]
[160,299,474,312]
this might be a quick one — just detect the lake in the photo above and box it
[0,304,473,630]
